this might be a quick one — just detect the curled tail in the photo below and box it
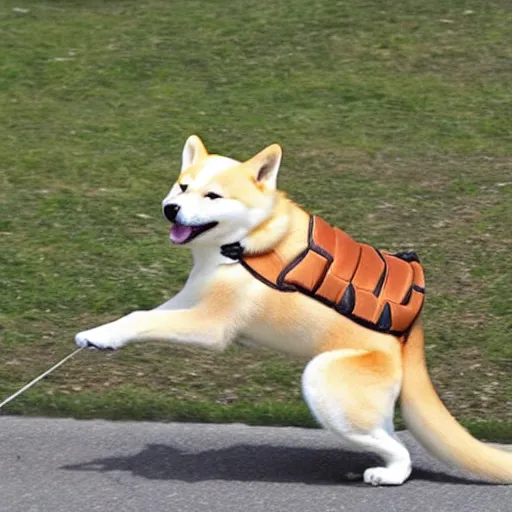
[400,319,512,483]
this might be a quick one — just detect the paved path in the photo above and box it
[1,417,511,512]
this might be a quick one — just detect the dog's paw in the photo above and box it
[363,464,411,486]
[75,325,128,351]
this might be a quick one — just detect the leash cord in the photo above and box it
[0,347,84,410]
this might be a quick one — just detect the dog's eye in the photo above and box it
[179,183,188,192]
[205,192,222,200]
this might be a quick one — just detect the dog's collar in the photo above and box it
[220,241,244,261]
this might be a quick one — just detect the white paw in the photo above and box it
[75,325,129,350]
[363,464,411,486]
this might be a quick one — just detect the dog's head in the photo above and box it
[162,135,283,248]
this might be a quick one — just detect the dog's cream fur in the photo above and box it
[76,136,512,485]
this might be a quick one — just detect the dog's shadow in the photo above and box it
[62,443,485,486]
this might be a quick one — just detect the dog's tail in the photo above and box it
[400,318,512,483]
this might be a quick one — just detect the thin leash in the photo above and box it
[0,347,85,410]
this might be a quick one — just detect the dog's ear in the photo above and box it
[181,135,208,172]
[247,144,282,190]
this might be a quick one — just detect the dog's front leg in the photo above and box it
[75,285,239,351]
[75,308,235,351]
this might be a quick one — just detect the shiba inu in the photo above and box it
[75,135,512,486]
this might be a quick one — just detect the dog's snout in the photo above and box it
[163,203,180,222]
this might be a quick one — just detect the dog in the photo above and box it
[76,135,512,485]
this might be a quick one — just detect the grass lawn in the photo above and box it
[1,0,511,440]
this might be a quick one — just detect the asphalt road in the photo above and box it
[1,417,511,512]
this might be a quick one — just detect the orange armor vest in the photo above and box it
[240,216,425,336]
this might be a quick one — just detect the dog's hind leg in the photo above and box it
[302,348,411,486]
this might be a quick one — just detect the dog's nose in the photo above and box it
[163,203,180,222]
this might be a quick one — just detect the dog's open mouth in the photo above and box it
[170,221,218,244]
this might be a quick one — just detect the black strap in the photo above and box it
[220,241,244,261]
[392,250,420,263]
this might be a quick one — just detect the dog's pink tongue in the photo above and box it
[170,224,193,244]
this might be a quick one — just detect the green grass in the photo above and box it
[1,0,511,440]
[4,388,512,443]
